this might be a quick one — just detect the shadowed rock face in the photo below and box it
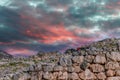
[0,38,120,80]
[0,50,13,59]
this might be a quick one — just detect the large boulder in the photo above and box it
[85,55,94,63]
[68,72,80,80]
[74,66,82,73]
[58,72,68,80]
[90,64,105,72]
[105,62,120,70]
[80,60,89,70]
[67,66,75,73]
[72,56,84,64]
[106,52,120,61]
[59,56,72,66]
[53,65,63,72]
[97,72,106,80]
[42,63,54,72]
[116,70,120,76]
[65,49,79,56]
[43,72,53,80]
[79,69,96,79]
[106,70,115,77]
[94,55,106,64]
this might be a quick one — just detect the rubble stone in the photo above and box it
[115,70,120,76]
[105,62,120,70]
[106,52,120,61]
[106,70,115,77]
[90,64,105,72]
[59,57,72,66]
[68,72,80,80]
[94,55,106,64]
[53,65,63,72]
[107,77,120,80]
[79,69,96,79]
[72,56,84,64]
[97,72,106,80]
[58,72,68,80]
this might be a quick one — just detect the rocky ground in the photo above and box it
[0,38,120,80]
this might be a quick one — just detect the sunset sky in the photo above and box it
[0,0,120,55]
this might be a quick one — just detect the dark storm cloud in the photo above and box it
[0,26,27,42]
[101,19,120,31]
[0,0,120,55]
[0,7,29,43]
[58,0,72,4]
[64,2,100,28]
[68,5,97,19]
[46,0,72,6]
[64,0,120,29]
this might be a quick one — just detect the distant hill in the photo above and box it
[0,50,13,59]
[14,54,29,58]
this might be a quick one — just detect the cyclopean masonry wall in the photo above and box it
[1,38,120,80]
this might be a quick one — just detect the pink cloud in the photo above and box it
[5,48,36,55]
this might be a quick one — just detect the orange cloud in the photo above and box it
[6,48,36,55]
[19,14,99,46]
[20,14,79,44]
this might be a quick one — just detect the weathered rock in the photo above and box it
[90,64,105,72]
[29,65,35,71]
[18,73,31,80]
[72,51,79,56]
[107,77,120,80]
[68,72,80,80]
[53,72,58,80]
[80,60,89,70]
[106,52,120,61]
[79,69,96,80]
[87,50,99,55]
[79,50,86,56]
[31,73,38,80]
[65,49,75,54]
[94,55,106,64]
[12,73,21,80]
[72,56,84,64]
[59,57,72,66]
[42,64,54,72]
[1,38,120,80]
[65,49,79,56]
[1,75,11,80]
[36,64,42,70]
[118,40,120,51]
[43,72,53,80]
[53,65,63,72]
[67,66,74,73]
[105,62,120,70]
[97,72,106,80]
[115,70,120,76]
[85,55,94,63]
[74,66,82,73]
[106,70,115,77]
[38,71,43,80]
[58,72,68,80]
[0,78,4,80]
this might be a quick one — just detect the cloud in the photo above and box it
[0,0,120,55]
[0,7,30,44]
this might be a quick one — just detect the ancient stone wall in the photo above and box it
[1,38,120,80]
